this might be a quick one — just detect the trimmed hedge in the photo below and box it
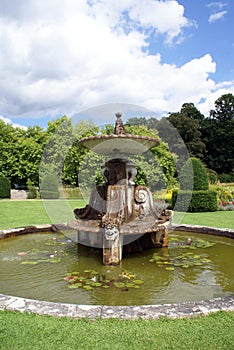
[172,189,218,212]
[173,157,217,212]
[0,177,10,198]
[180,157,209,191]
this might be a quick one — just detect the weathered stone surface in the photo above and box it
[172,224,234,238]
[0,224,53,239]
[0,294,233,319]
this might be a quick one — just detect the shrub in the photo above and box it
[173,158,217,212]
[59,186,83,199]
[218,173,234,183]
[172,189,218,212]
[27,179,37,199]
[40,174,59,199]
[180,157,209,191]
[208,169,218,185]
[0,177,10,198]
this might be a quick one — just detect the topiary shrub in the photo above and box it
[172,158,217,212]
[172,189,218,212]
[0,176,10,198]
[180,157,209,191]
[40,174,59,199]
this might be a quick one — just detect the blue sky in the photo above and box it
[0,0,233,129]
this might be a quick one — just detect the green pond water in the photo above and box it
[0,231,233,306]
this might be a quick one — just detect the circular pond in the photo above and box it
[0,231,233,306]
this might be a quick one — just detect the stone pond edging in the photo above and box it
[0,223,234,320]
[1,294,234,320]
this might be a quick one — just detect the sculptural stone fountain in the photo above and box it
[68,113,172,265]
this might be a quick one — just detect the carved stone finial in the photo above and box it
[114,113,126,135]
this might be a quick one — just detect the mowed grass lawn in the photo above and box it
[0,199,233,230]
[0,199,86,229]
[1,310,234,350]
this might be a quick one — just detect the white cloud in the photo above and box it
[207,2,228,23]
[208,10,227,23]
[207,2,227,10]
[0,115,27,129]
[0,0,232,123]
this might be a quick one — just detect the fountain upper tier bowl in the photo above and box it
[79,134,159,156]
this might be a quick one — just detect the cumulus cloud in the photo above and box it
[0,0,232,123]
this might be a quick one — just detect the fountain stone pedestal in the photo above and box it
[68,114,172,265]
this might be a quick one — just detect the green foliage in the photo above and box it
[78,152,106,191]
[172,189,218,212]
[125,124,176,189]
[0,176,10,198]
[168,103,206,159]
[202,93,234,174]
[27,179,37,199]
[180,157,209,191]
[60,186,83,199]
[40,174,59,199]
[65,270,143,291]
[178,157,211,216]
[218,172,234,183]
[40,115,74,181]
[62,120,99,186]
[208,169,218,184]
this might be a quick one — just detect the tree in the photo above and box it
[124,124,177,189]
[62,120,99,186]
[40,115,75,183]
[12,125,47,186]
[202,93,234,175]
[167,103,206,159]
[0,120,19,182]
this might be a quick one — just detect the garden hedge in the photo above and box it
[180,157,209,191]
[172,189,218,212]
[173,158,217,212]
[0,177,10,198]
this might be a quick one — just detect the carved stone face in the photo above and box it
[105,226,119,241]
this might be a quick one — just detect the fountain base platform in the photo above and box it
[68,212,172,265]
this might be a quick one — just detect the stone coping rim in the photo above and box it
[0,223,234,319]
[79,134,159,144]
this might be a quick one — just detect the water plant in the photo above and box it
[64,270,143,291]
[19,236,72,265]
[149,237,216,270]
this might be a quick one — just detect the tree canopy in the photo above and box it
[202,93,234,175]
[0,92,233,189]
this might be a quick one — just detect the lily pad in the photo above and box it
[133,280,144,285]
[68,284,79,289]
[21,261,38,265]
[114,282,125,288]
[83,285,94,291]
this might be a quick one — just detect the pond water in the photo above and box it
[0,231,233,306]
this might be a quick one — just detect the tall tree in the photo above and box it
[202,93,234,175]
[0,120,18,182]
[167,103,206,159]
